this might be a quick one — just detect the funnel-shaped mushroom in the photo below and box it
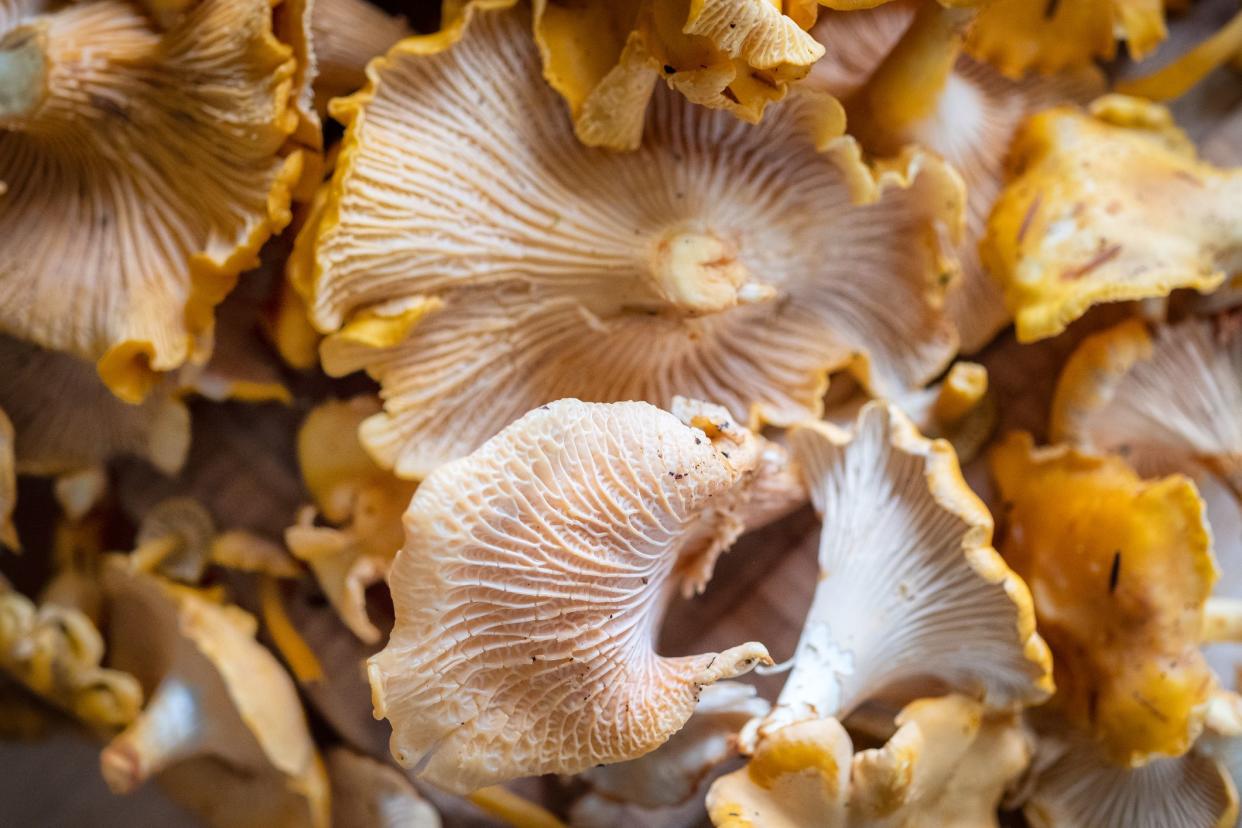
[307,2,964,479]
[0,406,14,550]
[99,558,328,827]
[807,0,1102,351]
[0,0,303,402]
[0,334,189,478]
[531,0,824,151]
[991,433,1218,765]
[367,398,773,793]
[1051,315,1242,496]
[966,0,1168,78]
[0,584,142,729]
[750,403,1050,741]
[982,95,1242,342]
[706,693,1031,828]
[286,396,417,642]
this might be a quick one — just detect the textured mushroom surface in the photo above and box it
[1052,315,1242,491]
[992,433,1217,765]
[706,694,1030,828]
[983,95,1242,342]
[367,398,772,793]
[0,0,302,402]
[751,403,1050,740]
[531,0,823,151]
[307,1,964,479]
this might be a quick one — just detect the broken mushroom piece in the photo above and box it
[991,433,1218,765]
[982,95,1242,342]
[966,0,1168,79]
[367,398,773,793]
[530,0,824,151]
[0,0,303,403]
[285,396,417,643]
[706,693,1031,828]
[327,748,440,828]
[750,403,1050,742]
[308,1,964,479]
[99,559,328,827]
[1051,315,1242,496]
[807,0,1103,351]
[0,584,143,730]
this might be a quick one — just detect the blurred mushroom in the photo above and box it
[807,0,1103,352]
[327,747,440,828]
[306,0,409,113]
[982,95,1242,342]
[1118,7,1242,102]
[530,0,824,151]
[305,1,965,480]
[0,406,15,550]
[367,398,773,793]
[0,0,304,402]
[99,558,329,827]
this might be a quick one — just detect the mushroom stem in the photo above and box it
[932,362,988,428]
[466,786,569,828]
[649,230,774,317]
[101,676,205,794]
[1116,9,1242,102]
[1203,597,1242,644]
[0,24,48,124]
[128,535,181,574]
[847,3,975,153]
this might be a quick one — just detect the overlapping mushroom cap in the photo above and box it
[749,403,1050,742]
[326,747,440,828]
[706,693,1030,828]
[307,1,964,479]
[367,398,773,793]
[1051,315,1242,492]
[807,0,1102,351]
[0,0,303,402]
[530,0,824,151]
[982,95,1242,342]
[991,433,1218,765]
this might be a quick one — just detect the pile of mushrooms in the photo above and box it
[0,0,1240,826]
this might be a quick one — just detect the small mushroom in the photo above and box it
[705,693,1031,827]
[0,0,305,402]
[530,0,824,151]
[982,95,1242,343]
[326,747,440,828]
[99,558,329,827]
[991,433,1218,765]
[367,398,773,793]
[748,402,1051,743]
[305,1,965,479]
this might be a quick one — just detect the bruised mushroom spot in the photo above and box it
[1059,244,1122,281]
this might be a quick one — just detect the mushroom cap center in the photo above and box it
[0,24,47,124]
[649,229,773,317]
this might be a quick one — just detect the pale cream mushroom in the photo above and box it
[303,0,965,479]
[0,405,14,550]
[327,747,440,828]
[367,398,774,793]
[99,558,328,827]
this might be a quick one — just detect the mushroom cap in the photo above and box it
[0,406,15,550]
[326,747,440,828]
[0,0,302,402]
[982,95,1242,343]
[808,0,1103,352]
[531,0,825,151]
[991,433,1218,765]
[1051,316,1242,486]
[307,2,964,479]
[367,398,772,793]
[754,402,1050,739]
[966,0,1167,78]
[306,0,408,113]
[0,334,190,477]
[705,693,1031,828]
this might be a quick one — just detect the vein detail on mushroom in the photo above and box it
[367,398,773,793]
[0,0,305,402]
[304,0,965,479]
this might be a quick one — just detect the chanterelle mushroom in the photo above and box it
[991,433,1218,766]
[747,403,1050,744]
[367,398,773,793]
[1051,315,1242,497]
[0,0,303,402]
[99,558,328,827]
[807,0,1102,351]
[529,0,824,151]
[326,747,440,828]
[306,1,964,479]
[982,95,1242,343]
[0,406,14,550]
